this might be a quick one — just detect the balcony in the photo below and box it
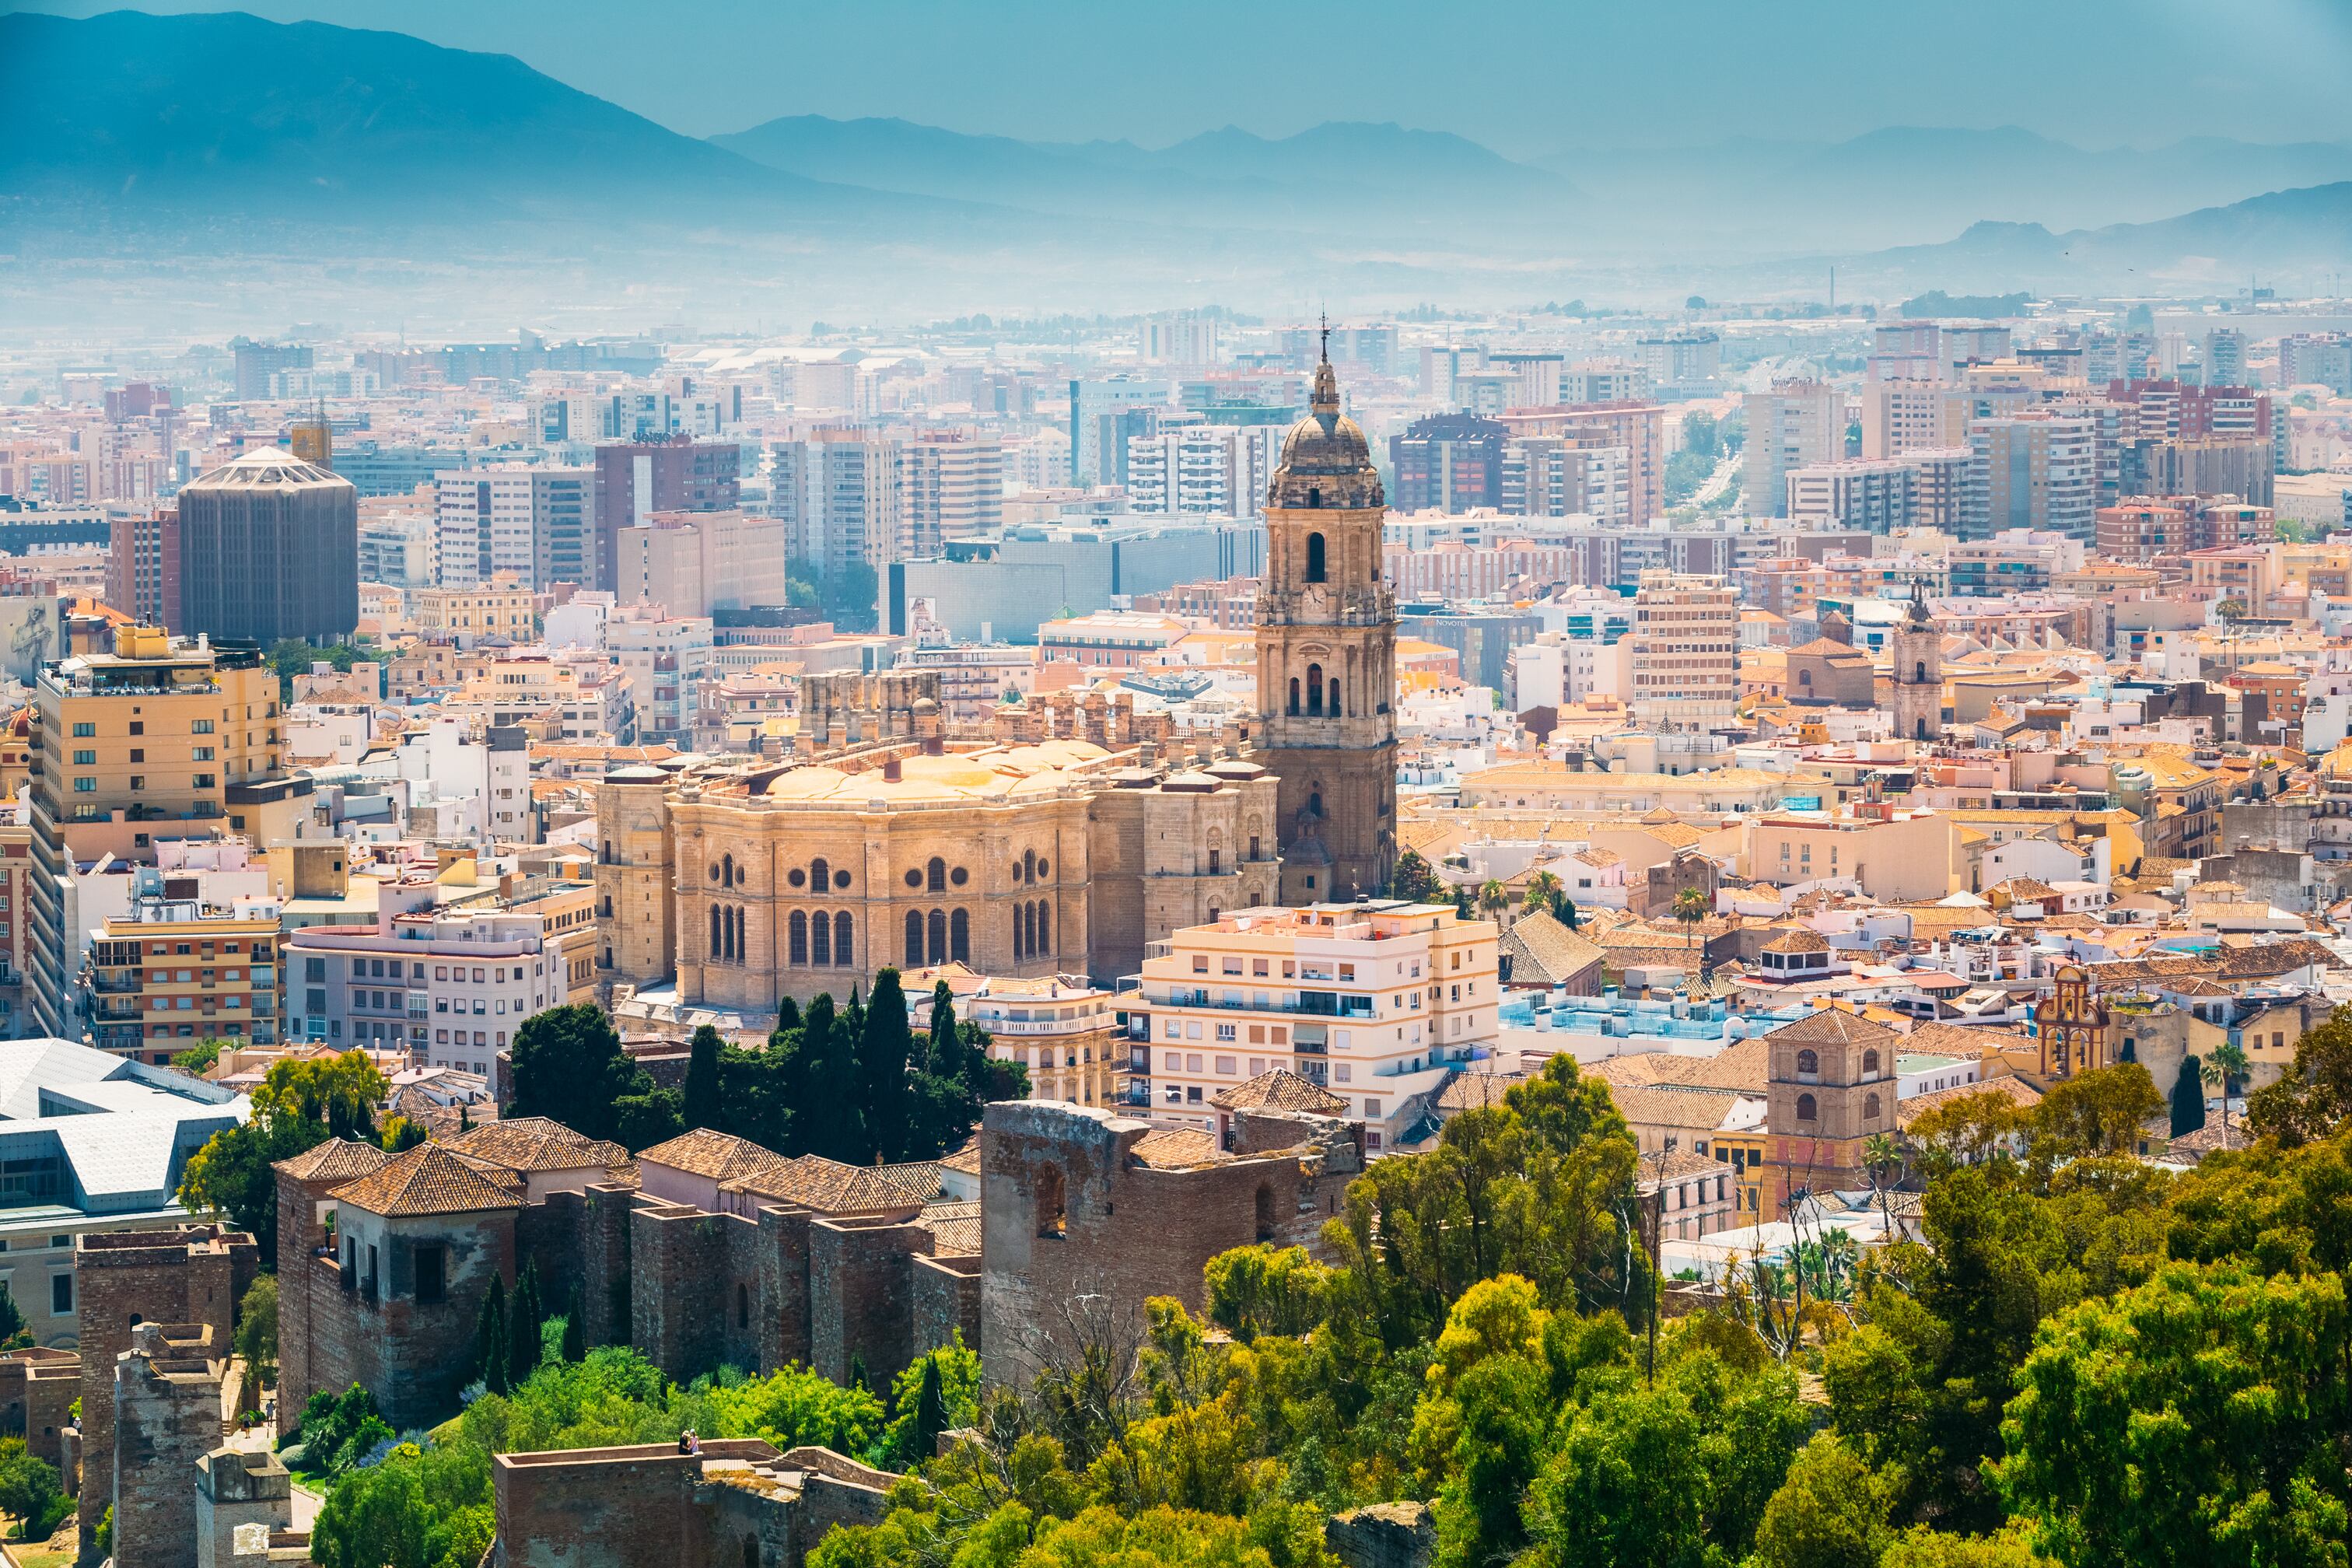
[1145,988,1374,1020]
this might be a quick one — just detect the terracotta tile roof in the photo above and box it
[939,1141,981,1175]
[733,1154,943,1213]
[1902,1021,2027,1058]
[273,1138,393,1185]
[443,1118,628,1173]
[1761,926,1832,955]
[1209,1069,1348,1115]
[1608,1083,1748,1131]
[331,1143,524,1216]
[1896,1073,2043,1129]
[920,1201,982,1256]
[1500,911,1606,986]
[635,1128,796,1185]
[2165,1119,2255,1158]
[1638,1149,1738,1185]
[1593,1037,1769,1095]
[1130,1127,1225,1168]
[1437,1069,1526,1113]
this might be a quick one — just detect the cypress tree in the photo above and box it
[774,995,802,1040]
[928,983,961,1079]
[2170,1055,2208,1136]
[682,1024,724,1132]
[863,969,914,1160]
[508,1262,544,1389]
[561,1285,587,1363]
[909,1353,947,1460]
[473,1276,511,1396]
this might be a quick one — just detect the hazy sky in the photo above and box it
[10,0,2352,152]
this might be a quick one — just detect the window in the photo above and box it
[1862,1049,1880,1076]
[71,751,93,766]
[415,1243,446,1304]
[51,1274,72,1315]
[1794,1048,1818,1079]
[1304,531,1327,583]
[1795,1093,1818,1122]
[72,779,94,793]
[1035,1164,1066,1238]
[70,723,93,738]
[191,719,214,734]
[1864,1092,1883,1119]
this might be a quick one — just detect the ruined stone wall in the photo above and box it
[807,1216,934,1389]
[755,1206,815,1371]
[110,1327,223,1568]
[274,1171,340,1420]
[576,1185,637,1348]
[495,1447,733,1568]
[907,1255,981,1362]
[0,1352,79,1472]
[629,1201,756,1383]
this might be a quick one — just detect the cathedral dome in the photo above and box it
[1270,356,1384,509]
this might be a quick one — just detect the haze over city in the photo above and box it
[1,9,2350,1568]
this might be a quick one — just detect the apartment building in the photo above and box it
[1743,381,1843,516]
[611,613,715,744]
[1121,901,1499,1153]
[1496,404,1669,525]
[414,577,537,647]
[1125,424,1278,517]
[612,509,789,617]
[1626,570,1739,729]
[899,434,1004,548]
[1036,611,1187,670]
[1962,415,2095,542]
[25,627,301,1039]
[1748,804,1955,902]
[79,869,282,1062]
[1860,382,1972,459]
[772,431,903,579]
[284,877,596,1079]
[432,466,593,591]
[592,439,740,593]
[955,976,1119,1108]
[1500,436,1632,525]
[1784,458,1920,534]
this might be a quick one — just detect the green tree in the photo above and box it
[180,1049,388,1266]
[171,1036,228,1076]
[2171,1054,2208,1136]
[610,1085,684,1152]
[1477,878,1510,924]
[882,1338,982,1468]
[0,1279,25,1353]
[508,1264,544,1391]
[681,1024,723,1131]
[236,1273,279,1392]
[1521,1379,1710,1568]
[509,1004,653,1145]
[1672,887,1710,959]
[473,1277,511,1398]
[862,969,915,1160]
[1522,870,1563,915]
[2248,1005,2352,1143]
[0,1437,72,1541]
[2029,1062,2162,1164]
[561,1286,587,1363]
[1390,849,1444,904]
[1752,1433,1892,1568]
[1992,1261,2352,1568]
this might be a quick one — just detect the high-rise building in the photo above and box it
[24,626,302,1038]
[1962,414,2095,542]
[1068,376,1164,486]
[613,510,789,617]
[173,449,360,645]
[1783,459,1920,534]
[1637,331,1721,393]
[106,511,181,629]
[2203,327,2247,388]
[1125,424,1279,516]
[1250,353,1397,904]
[1860,382,1972,458]
[610,613,715,744]
[1498,404,1670,524]
[1499,437,1631,524]
[231,341,311,401]
[80,869,282,1061]
[432,466,594,590]
[898,433,1003,551]
[771,432,903,580]
[2279,334,2352,396]
[1743,381,1843,516]
[592,439,740,593]
[1626,570,1738,729]
[1139,313,1220,364]
[1388,414,1506,513]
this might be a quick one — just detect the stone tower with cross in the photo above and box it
[1250,341,1398,903]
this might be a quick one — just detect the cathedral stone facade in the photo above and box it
[1251,348,1399,902]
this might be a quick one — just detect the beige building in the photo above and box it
[1860,382,1972,459]
[81,887,282,1062]
[594,681,1282,1009]
[1456,761,1793,815]
[613,509,790,618]
[1626,571,1738,728]
[26,626,309,1038]
[414,576,537,647]
[1122,901,1498,1154]
[1747,804,1956,901]
[905,968,1120,1108]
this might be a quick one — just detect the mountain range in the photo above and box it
[6,9,2352,316]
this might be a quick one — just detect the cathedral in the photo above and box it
[1251,342,1400,901]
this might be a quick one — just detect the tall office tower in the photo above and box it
[899,433,1003,553]
[1500,436,1632,525]
[1743,381,1843,516]
[1961,414,2096,541]
[1388,413,1507,513]
[231,341,311,401]
[1125,424,1279,516]
[1861,382,1973,458]
[772,432,903,580]
[432,466,595,590]
[106,510,182,628]
[24,626,296,1038]
[1497,402,1671,525]
[1067,376,1164,485]
[1626,570,1738,729]
[592,438,740,592]
[1250,353,1397,905]
[174,449,360,644]
[2204,327,2248,388]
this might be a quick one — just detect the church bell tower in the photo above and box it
[1251,332,1398,903]
[1886,580,1943,742]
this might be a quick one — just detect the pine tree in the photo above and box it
[682,1024,723,1132]
[862,969,914,1161]
[473,1276,511,1396]
[561,1286,587,1363]
[508,1262,544,1389]
[0,1279,26,1349]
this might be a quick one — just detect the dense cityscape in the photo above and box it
[2,5,2352,1568]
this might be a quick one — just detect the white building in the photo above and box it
[610,612,716,743]
[432,465,594,590]
[395,719,531,848]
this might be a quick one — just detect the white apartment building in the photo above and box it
[394,719,531,847]
[899,434,1004,552]
[1122,901,1500,1154]
[1501,437,1632,525]
[1125,424,1279,517]
[433,466,594,591]
[1743,381,1843,516]
[1962,415,2095,543]
[770,433,902,577]
[1860,382,1972,460]
[1626,570,1739,729]
[611,612,716,744]
[359,513,436,591]
[1786,458,1921,534]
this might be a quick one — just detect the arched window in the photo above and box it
[1864,1092,1883,1120]
[1862,1048,1880,1076]
[1309,789,1323,817]
[1305,531,1327,583]
[1024,849,1038,885]
[1036,1164,1066,1238]
[1795,1048,1819,1078]
[1255,1183,1276,1243]
[1330,676,1342,717]
[835,912,853,967]
[1306,663,1323,716]
[927,856,947,894]
[928,908,948,965]
[1797,668,1812,688]
[905,911,924,965]
[730,907,744,961]
[950,908,971,962]
[810,857,829,896]
[722,852,735,886]
[744,1538,761,1568]
[1288,677,1300,716]
[1036,900,1052,956]
[1796,1093,1818,1122]
[1013,905,1026,960]
[1915,661,1928,683]
[709,904,723,960]
[789,910,808,966]
[1029,901,1043,957]
[810,908,831,966]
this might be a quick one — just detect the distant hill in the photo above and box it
[0,9,922,226]
[713,114,1577,233]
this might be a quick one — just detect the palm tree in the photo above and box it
[1861,1132,1902,1237]
[1672,887,1710,961]
[1523,870,1563,917]
[1477,878,1510,924]
[2203,1041,2250,1145]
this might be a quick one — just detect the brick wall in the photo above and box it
[495,1444,760,1568]
[755,1207,814,1371]
[111,1325,224,1568]
[807,1216,935,1389]
[630,1202,758,1383]
[907,1255,980,1362]
[337,1211,516,1431]
[274,1171,339,1420]
[0,1350,80,1472]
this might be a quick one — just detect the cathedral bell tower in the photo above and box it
[1251,333,1398,903]
[1886,579,1943,742]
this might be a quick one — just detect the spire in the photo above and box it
[1320,310,1330,364]
[1311,316,1340,432]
